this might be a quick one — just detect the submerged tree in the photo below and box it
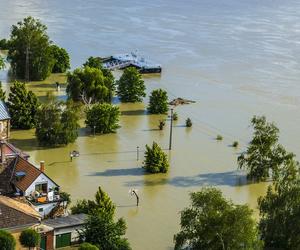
[174,187,262,250]
[8,16,54,80]
[67,66,114,105]
[258,151,300,249]
[143,142,169,173]
[7,81,39,129]
[71,186,116,216]
[49,45,70,73]
[148,89,168,114]
[35,100,79,146]
[238,116,291,181]
[117,67,146,102]
[85,103,120,134]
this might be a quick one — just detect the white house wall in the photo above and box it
[34,202,58,218]
[24,173,58,196]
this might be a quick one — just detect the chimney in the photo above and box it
[40,161,45,172]
[0,141,5,164]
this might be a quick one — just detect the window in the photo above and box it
[35,183,48,193]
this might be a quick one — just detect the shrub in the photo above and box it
[20,228,40,249]
[186,118,192,127]
[85,103,120,134]
[79,242,99,250]
[143,142,169,173]
[173,112,178,121]
[0,230,16,250]
[216,135,223,141]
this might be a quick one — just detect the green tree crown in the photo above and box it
[20,228,40,248]
[85,103,120,134]
[7,81,39,129]
[50,45,70,73]
[148,89,169,114]
[67,66,114,104]
[174,187,262,250]
[8,16,54,80]
[117,67,146,102]
[143,142,169,173]
[0,230,16,250]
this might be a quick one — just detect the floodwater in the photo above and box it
[1,0,300,249]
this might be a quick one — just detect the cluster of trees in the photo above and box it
[174,116,300,250]
[6,16,70,81]
[71,186,131,250]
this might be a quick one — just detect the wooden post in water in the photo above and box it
[137,146,139,161]
[169,108,173,150]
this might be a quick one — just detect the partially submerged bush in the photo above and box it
[158,120,165,130]
[232,141,239,148]
[186,118,192,127]
[173,112,178,121]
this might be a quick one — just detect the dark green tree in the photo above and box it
[67,66,114,104]
[7,81,39,129]
[143,142,169,173]
[20,228,40,250]
[8,16,54,80]
[35,100,79,146]
[0,82,6,101]
[117,67,146,102]
[0,230,16,250]
[83,56,102,69]
[82,211,131,250]
[238,116,285,181]
[85,103,120,134]
[79,243,100,250]
[148,89,168,114]
[0,38,11,50]
[174,187,262,250]
[71,186,116,216]
[258,152,300,249]
[49,45,70,73]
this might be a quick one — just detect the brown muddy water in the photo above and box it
[1,1,300,249]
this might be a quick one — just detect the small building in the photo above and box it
[42,214,87,249]
[12,157,62,218]
[0,195,41,250]
[0,100,10,140]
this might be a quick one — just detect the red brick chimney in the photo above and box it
[40,161,45,172]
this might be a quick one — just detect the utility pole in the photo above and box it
[169,108,173,150]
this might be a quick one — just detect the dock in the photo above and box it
[102,52,162,74]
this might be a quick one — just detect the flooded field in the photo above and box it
[1,0,300,249]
